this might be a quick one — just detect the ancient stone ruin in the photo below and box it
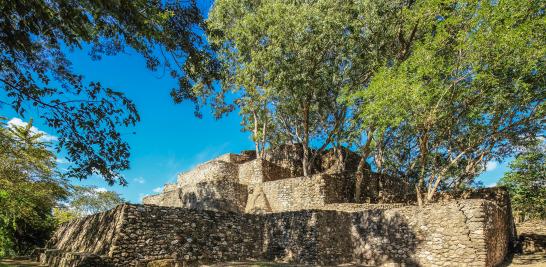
[36,145,517,266]
[142,145,408,213]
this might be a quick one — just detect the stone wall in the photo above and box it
[261,200,505,266]
[163,183,177,192]
[237,159,292,185]
[320,146,364,174]
[515,219,546,254]
[356,170,410,203]
[147,147,417,214]
[142,181,248,213]
[46,205,125,256]
[322,172,359,203]
[259,174,327,212]
[216,152,255,164]
[256,173,369,212]
[176,160,238,186]
[109,205,262,266]
[43,198,514,267]
[483,200,512,266]
[264,144,306,177]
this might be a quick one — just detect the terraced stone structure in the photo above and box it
[38,146,517,267]
[142,145,407,212]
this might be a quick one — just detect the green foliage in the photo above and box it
[1,0,217,185]
[499,145,546,221]
[51,185,124,225]
[61,186,125,217]
[203,0,545,202]
[52,208,79,225]
[343,0,545,202]
[0,118,68,256]
[205,0,396,173]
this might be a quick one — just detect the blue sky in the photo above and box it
[0,0,509,203]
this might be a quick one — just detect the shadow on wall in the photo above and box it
[350,210,420,266]
[46,205,123,255]
[262,209,421,266]
[180,185,244,213]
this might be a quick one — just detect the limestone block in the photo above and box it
[177,160,238,186]
[43,198,514,267]
[238,159,292,185]
[144,181,248,213]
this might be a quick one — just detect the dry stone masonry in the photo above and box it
[38,146,517,266]
[142,146,406,212]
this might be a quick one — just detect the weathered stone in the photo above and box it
[143,147,408,212]
[41,147,516,267]
[43,198,513,267]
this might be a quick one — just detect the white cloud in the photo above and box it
[7,117,58,142]
[486,182,497,188]
[56,157,69,164]
[133,177,146,184]
[94,187,107,193]
[152,187,162,193]
[485,161,498,172]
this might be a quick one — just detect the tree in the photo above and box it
[52,208,79,226]
[205,0,387,175]
[345,0,545,204]
[170,0,544,205]
[0,118,68,256]
[59,185,125,217]
[1,0,218,185]
[499,144,546,221]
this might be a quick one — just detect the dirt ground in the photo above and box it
[1,257,546,266]
[0,258,46,267]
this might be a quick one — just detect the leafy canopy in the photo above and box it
[343,0,545,201]
[1,0,218,185]
[62,185,125,217]
[203,0,545,202]
[499,144,546,220]
[0,118,68,256]
[205,0,404,174]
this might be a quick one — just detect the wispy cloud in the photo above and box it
[485,161,498,172]
[487,182,497,188]
[7,117,58,142]
[133,177,146,184]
